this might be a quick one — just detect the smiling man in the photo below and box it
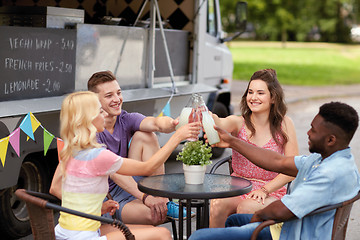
[87,70,186,226]
[190,101,360,240]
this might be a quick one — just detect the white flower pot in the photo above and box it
[183,164,207,184]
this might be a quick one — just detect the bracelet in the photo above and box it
[142,193,149,204]
[260,187,269,197]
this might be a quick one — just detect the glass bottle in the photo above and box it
[176,94,196,130]
[186,94,200,141]
[197,94,220,145]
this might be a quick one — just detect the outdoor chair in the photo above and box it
[15,189,135,240]
[209,155,233,174]
[210,156,360,240]
[250,190,360,240]
[106,192,178,240]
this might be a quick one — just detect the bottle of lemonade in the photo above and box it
[176,94,201,141]
[197,95,220,145]
[176,94,197,130]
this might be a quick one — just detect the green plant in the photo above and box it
[176,140,212,166]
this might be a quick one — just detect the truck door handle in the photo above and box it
[214,55,221,61]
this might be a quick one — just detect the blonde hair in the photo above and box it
[60,91,103,174]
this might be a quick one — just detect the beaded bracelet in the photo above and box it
[260,187,269,197]
[142,193,149,204]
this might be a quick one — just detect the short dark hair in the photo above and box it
[319,102,359,142]
[87,71,116,92]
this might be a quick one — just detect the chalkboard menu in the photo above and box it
[0,26,76,101]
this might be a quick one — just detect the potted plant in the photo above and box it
[176,140,212,184]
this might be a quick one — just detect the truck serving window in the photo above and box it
[207,0,218,37]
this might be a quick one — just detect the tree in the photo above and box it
[220,0,357,43]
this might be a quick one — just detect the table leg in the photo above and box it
[203,199,209,228]
[179,200,184,240]
[196,202,201,230]
[186,199,192,239]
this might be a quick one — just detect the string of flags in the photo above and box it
[1,95,174,167]
[0,112,63,168]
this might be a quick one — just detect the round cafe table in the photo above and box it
[138,173,252,239]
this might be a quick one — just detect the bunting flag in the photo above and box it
[9,128,20,157]
[157,101,171,117]
[30,112,41,132]
[20,113,34,141]
[43,129,54,156]
[0,137,9,167]
[0,112,61,167]
[162,101,171,117]
[27,112,41,141]
[57,138,64,162]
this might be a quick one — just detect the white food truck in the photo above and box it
[0,0,247,238]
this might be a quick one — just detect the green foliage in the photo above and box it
[220,0,357,43]
[230,41,360,85]
[176,141,212,166]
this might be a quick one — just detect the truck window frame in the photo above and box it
[206,0,218,37]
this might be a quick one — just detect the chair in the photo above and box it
[250,190,360,240]
[106,192,178,240]
[209,155,233,174]
[15,189,135,240]
[210,157,360,239]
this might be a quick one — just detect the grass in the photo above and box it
[229,41,360,85]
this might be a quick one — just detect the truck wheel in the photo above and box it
[211,102,230,158]
[0,159,48,239]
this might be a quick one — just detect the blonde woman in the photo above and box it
[54,91,200,240]
[209,69,299,228]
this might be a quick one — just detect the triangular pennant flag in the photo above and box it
[0,137,9,167]
[157,111,164,117]
[43,128,54,156]
[9,128,20,157]
[162,102,171,117]
[20,113,34,140]
[57,138,64,162]
[30,112,41,133]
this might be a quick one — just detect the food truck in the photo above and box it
[0,0,246,237]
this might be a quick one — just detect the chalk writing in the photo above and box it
[4,79,40,94]
[4,58,32,71]
[0,26,76,101]
[9,38,33,50]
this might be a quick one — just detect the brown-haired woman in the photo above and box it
[210,69,299,228]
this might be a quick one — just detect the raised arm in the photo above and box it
[139,116,178,133]
[118,122,201,176]
[212,113,244,136]
[214,125,298,177]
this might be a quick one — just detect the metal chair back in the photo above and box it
[15,189,135,240]
[250,191,360,240]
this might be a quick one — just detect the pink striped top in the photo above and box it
[59,148,122,231]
